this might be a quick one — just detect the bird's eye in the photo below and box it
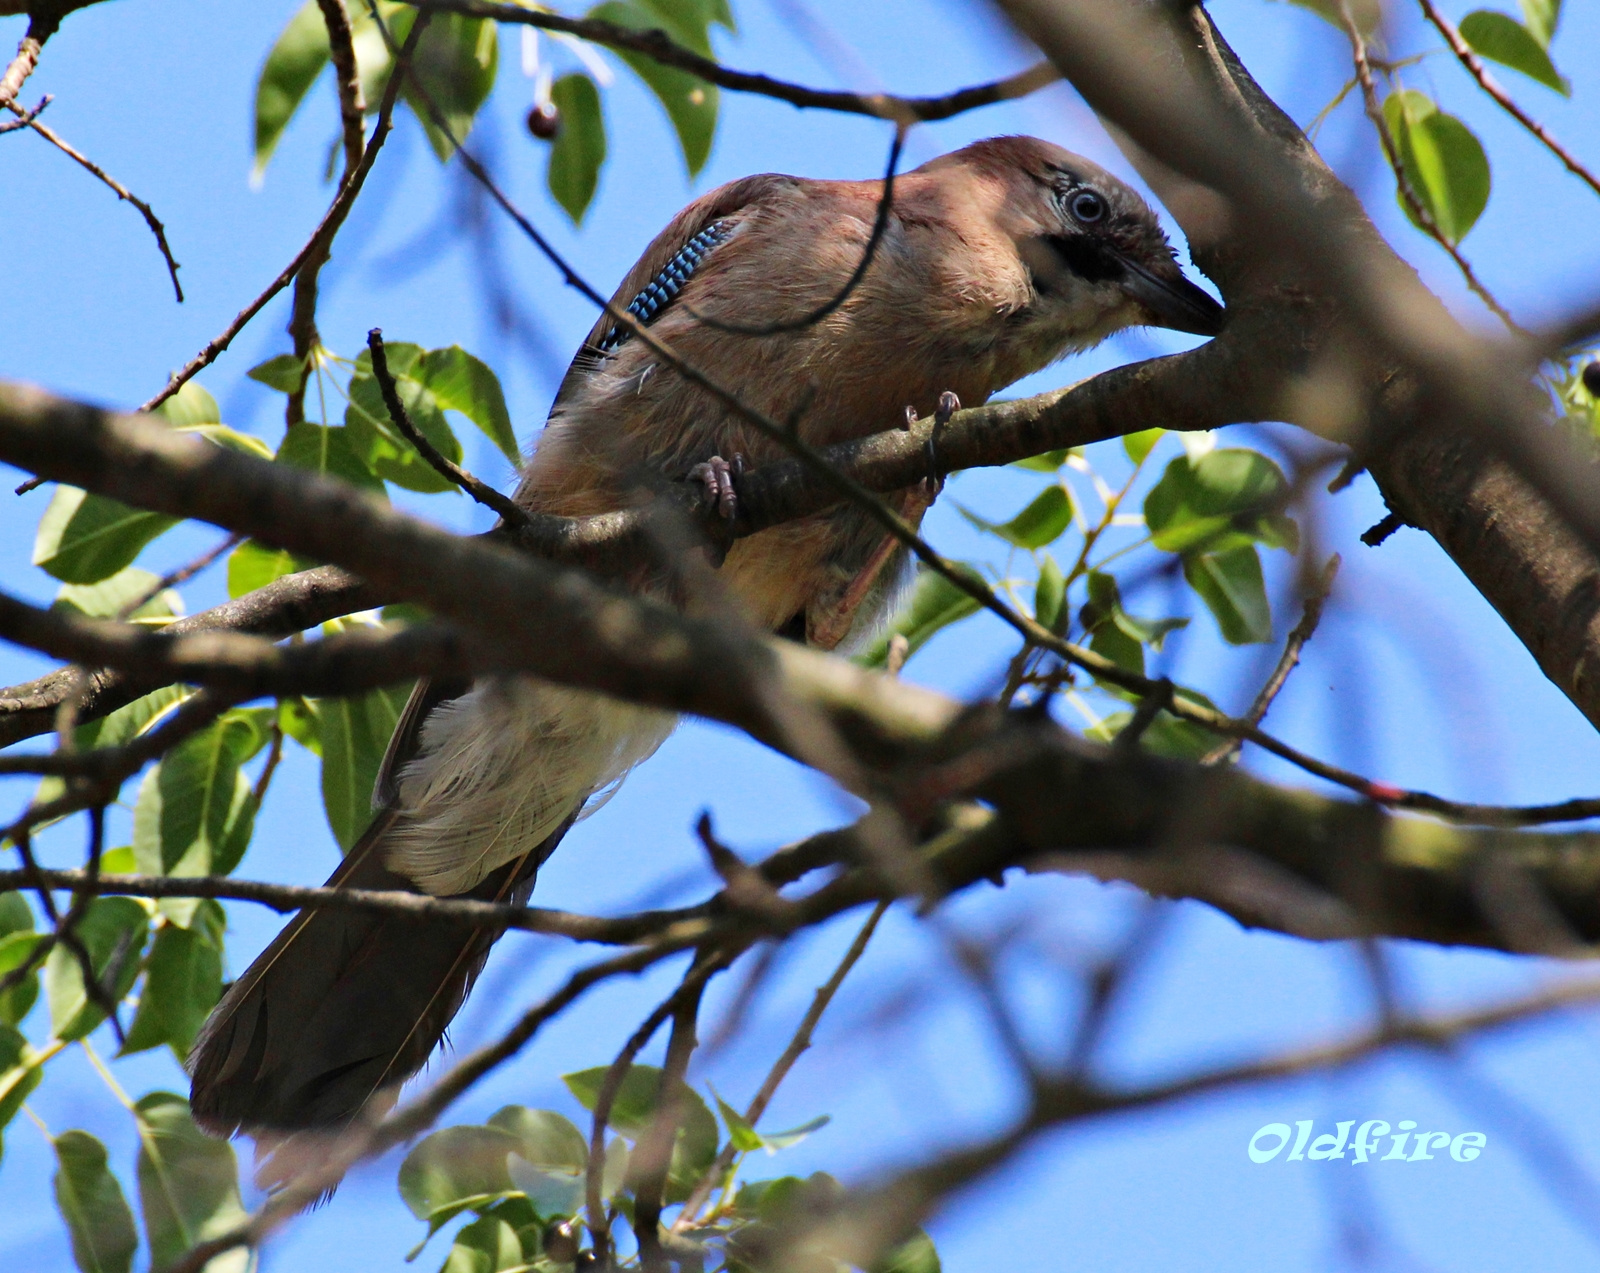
[1068,190,1106,224]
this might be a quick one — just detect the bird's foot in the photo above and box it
[921,390,960,497]
[688,452,745,522]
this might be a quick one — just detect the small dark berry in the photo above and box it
[526,102,561,140]
[543,1220,579,1264]
[1583,361,1600,398]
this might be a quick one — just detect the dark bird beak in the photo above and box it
[1115,254,1226,337]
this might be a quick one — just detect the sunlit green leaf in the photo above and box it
[247,352,308,394]
[133,711,270,913]
[121,903,225,1061]
[345,344,464,493]
[492,1106,588,1220]
[564,1063,719,1201]
[1086,708,1217,759]
[1519,0,1561,46]
[53,1129,137,1273]
[961,485,1074,550]
[399,1125,520,1226]
[1011,448,1072,472]
[590,0,719,175]
[1383,91,1491,243]
[318,678,411,849]
[0,1020,41,1137]
[34,486,177,584]
[714,1091,764,1152]
[253,0,330,181]
[279,697,321,757]
[181,424,273,460]
[418,346,520,466]
[152,380,221,427]
[53,567,182,623]
[546,73,607,223]
[757,1114,830,1152]
[441,1215,524,1273]
[854,563,986,669]
[1461,10,1568,92]
[226,540,311,600]
[1122,428,1164,466]
[45,897,150,1042]
[1143,448,1293,555]
[1034,555,1066,632]
[873,1229,942,1273]
[133,1092,250,1273]
[1278,0,1380,33]
[1184,545,1272,644]
[405,12,498,160]
[277,419,387,495]
[0,932,44,1027]
[0,893,31,937]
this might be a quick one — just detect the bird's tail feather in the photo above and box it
[187,806,576,1137]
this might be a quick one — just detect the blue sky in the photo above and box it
[5,0,1600,1269]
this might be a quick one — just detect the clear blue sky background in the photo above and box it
[4,0,1600,1269]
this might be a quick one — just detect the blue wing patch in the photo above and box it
[597,219,735,353]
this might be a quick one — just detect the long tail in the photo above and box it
[187,807,575,1135]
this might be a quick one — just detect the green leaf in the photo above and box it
[1011,448,1072,472]
[180,425,272,460]
[45,897,150,1041]
[546,73,607,223]
[405,12,498,161]
[756,1113,830,1152]
[34,486,178,584]
[53,1130,138,1273]
[714,1092,764,1153]
[1080,572,1187,676]
[1382,91,1492,244]
[492,1106,588,1219]
[152,381,221,427]
[1460,10,1568,92]
[398,1125,519,1223]
[418,346,520,467]
[226,540,311,600]
[873,1229,941,1273]
[0,1020,41,1135]
[961,484,1074,549]
[563,1063,719,1202]
[277,419,386,494]
[36,685,193,811]
[1519,0,1561,46]
[853,563,985,669]
[1143,448,1292,555]
[440,1215,524,1273]
[133,1092,250,1273]
[1184,545,1272,644]
[1122,428,1164,466]
[0,891,32,938]
[590,0,719,175]
[1033,555,1066,632]
[345,343,464,493]
[133,712,270,911]
[279,696,321,757]
[1280,0,1380,33]
[121,903,225,1060]
[247,352,308,394]
[54,567,182,622]
[1086,708,1217,759]
[0,932,44,1026]
[253,0,330,181]
[317,680,411,850]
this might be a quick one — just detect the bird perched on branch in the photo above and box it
[188,135,1223,1140]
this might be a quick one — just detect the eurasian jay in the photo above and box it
[188,135,1223,1135]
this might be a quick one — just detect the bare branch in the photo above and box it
[406,0,1056,125]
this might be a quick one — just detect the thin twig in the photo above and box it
[677,901,887,1229]
[0,92,48,133]
[366,329,532,526]
[633,974,709,1273]
[137,11,430,414]
[1201,554,1338,766]
[683,126,905,337]
[317,0,366,181]
[1338,3,1518,332]
[1417,0,1600,201]
[406,0,1056,125]
[5,99,183,302]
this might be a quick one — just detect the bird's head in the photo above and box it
[931,136,1224,355]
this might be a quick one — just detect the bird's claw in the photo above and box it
[922,390,960,496]
[689,453,745,522]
